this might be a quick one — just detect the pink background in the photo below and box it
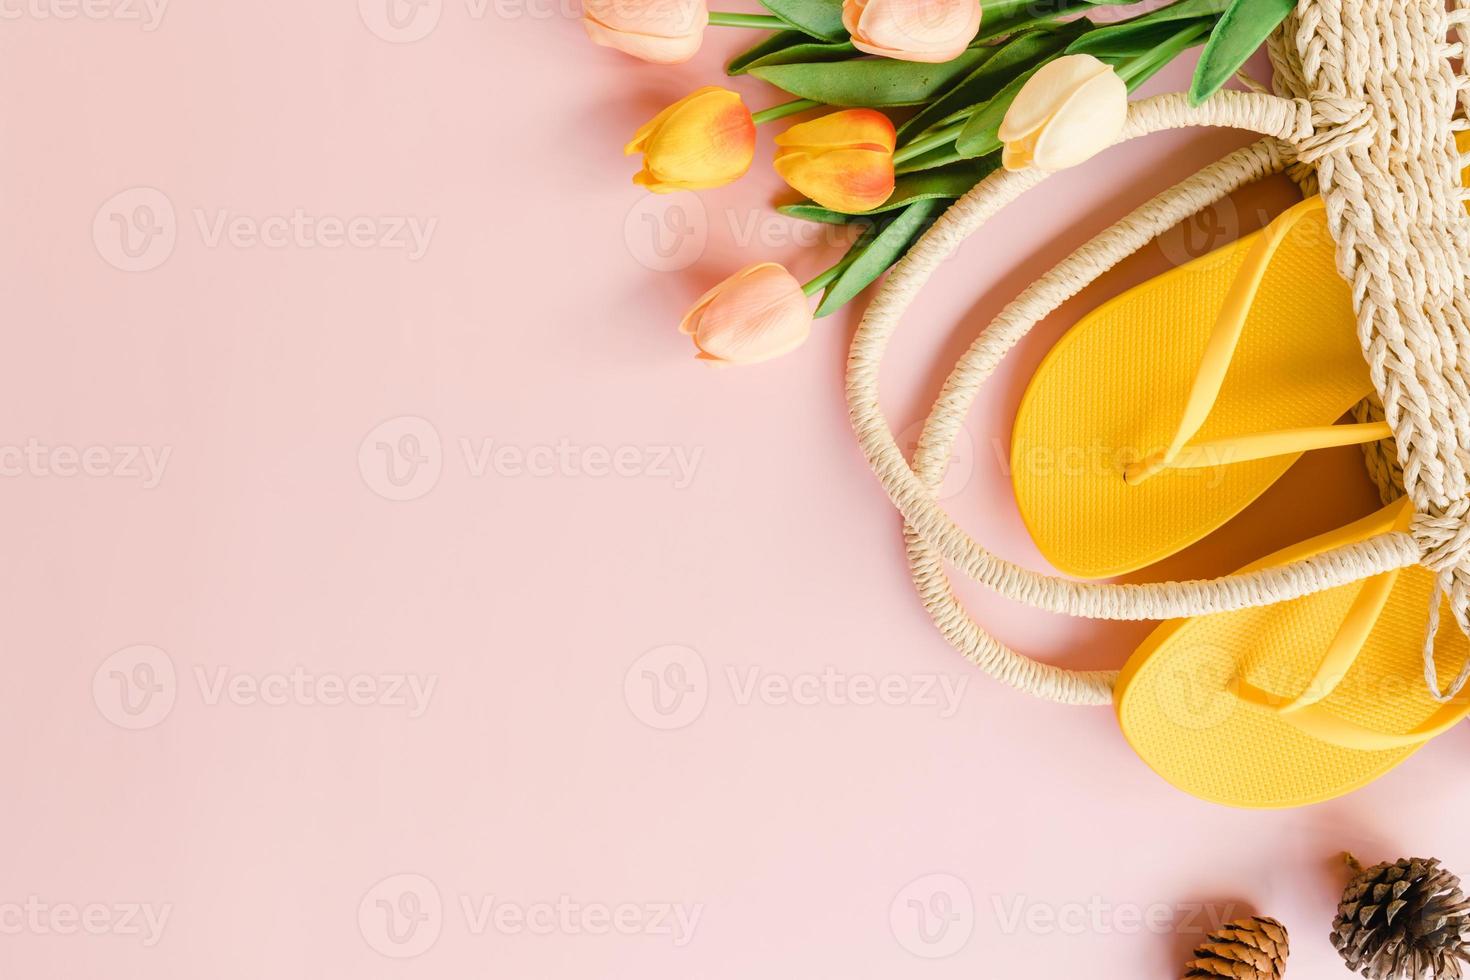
[3,2,1467,977]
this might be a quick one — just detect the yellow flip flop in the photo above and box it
[1114,497,1470,808]
[1010,194,1376,579]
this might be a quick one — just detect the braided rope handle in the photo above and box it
[847,91,1423,705]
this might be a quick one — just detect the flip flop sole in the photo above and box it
[1114,505,1470,809]
[1010,205,1365,579]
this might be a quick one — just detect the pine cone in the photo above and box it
[1332,855,1470,979]
[1184,916,1290,978]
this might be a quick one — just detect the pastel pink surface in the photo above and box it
[1,5,1466,979]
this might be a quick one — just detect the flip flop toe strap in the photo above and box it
[1123,196,1389,487]
[1231,504,1470,749]
[1235,679,1468,750]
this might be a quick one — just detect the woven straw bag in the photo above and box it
[848,0,1470,707]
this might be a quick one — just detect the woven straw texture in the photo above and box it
[846,0,1470,706]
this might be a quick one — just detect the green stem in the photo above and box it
[708,11,787,28]
[895,148,967,175]
[752,98,821,126]
[801,262,843,297]
[894,120,966,164]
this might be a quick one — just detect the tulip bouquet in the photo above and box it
[587,0,1294,364]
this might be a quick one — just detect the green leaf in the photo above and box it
[1189,0,1292,105]
[1068,18,1203,57]
[1065,0,1230,58]
[729,34,857,74]
[780,203,855,224]
[816,199,942,316]
[728,31,806,74]
[758,0,846,41]
[781,159,998,224]
[751,49,988,106]
[952,67,1034,157]
[899,21,1089,141]
[972,0,1092,42]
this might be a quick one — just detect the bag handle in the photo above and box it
[847,91,1418,705]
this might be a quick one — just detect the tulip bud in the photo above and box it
[841,0,980,64]
[998,54,1128,172]
[774,109,897,214]
[583,0,708,65]
[680,263,813,365]
[627,87,757,193]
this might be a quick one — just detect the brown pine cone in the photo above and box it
[1184,916,1290,979]
[1332,855,1470,980]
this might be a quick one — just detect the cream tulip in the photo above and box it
[841,0,981,63]
[679,263,813,365]
[998,54,1128,172]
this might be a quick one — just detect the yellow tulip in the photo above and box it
[999,54,1128,172]
[841,0,980,63]
[582,0,708,65]
[773,109,897,213]
[680,263,813,365]
[627,87,757,193]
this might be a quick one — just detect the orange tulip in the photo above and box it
[627,87,757,193]
[841,0,980,63]
[680,263,813,365]
[583,0,708,65]
[773,109,896,213]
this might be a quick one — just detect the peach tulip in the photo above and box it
[999,54,1128,172]
[627,87,757,193]
[773,109,897,213]
[841,0,981,63]
[680,263,813,365]
[582,0,709,65]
